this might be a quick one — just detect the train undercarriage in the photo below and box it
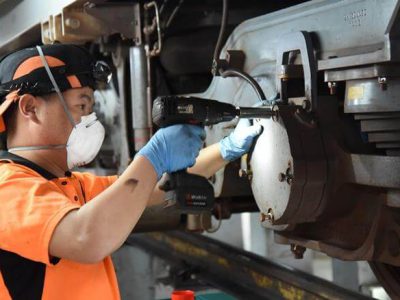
[1,0,400,298]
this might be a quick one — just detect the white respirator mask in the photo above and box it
[8,46,105,170]
[65,112,105,169]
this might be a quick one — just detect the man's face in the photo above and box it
[37,86,95,145]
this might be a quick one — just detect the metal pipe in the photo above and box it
[129,46,151,151]
[132,206,183,233]
[239,106,276,119]
[112,44,132,170]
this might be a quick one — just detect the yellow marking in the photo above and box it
[148,233,231,269]
[347,86,364,101]
[216,257,230,268]
[148,233,328,299]
[278,282,305,300]
[247,269,273,288]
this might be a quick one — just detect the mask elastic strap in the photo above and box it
[8,144,66,152]
[36,46,76,128]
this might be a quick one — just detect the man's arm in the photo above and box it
[49,156,157,263]
[49,124,205,264]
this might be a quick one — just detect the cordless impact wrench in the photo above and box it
[152,95,276,213]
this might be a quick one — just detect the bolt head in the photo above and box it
[327,81,337,88]
[278,173,286,182]
[65,18,80,30]
[378,77,387,84]
[290,244,306,259]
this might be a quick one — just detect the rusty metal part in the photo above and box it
[250,104,327,227]
[274,191,400,265]
[41,2,141,44]
[246,92,400,296]
[143,1,162,57]
[260,213,267,222]
[126,231,372,300]
[291,244,306,259]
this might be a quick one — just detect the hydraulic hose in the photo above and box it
[212,0,229,74]
[220,68,267,101]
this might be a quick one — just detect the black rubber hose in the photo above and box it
[220,68,267,101]
[212,0,229,71]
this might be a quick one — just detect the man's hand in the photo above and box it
[137,124,206,179]
[219,119,262,161]
[147,120,262,207]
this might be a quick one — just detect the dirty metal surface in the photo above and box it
[127,231,373,300]
[0,0,78,56]
[250,114,292,226]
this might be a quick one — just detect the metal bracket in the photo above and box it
[212,50,246,76]
[143,1,162,57]
[276,31,318,111]
[41,2,141,44]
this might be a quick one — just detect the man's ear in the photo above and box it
[18,94,39,123]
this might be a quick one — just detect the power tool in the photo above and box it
[152,95,276,213]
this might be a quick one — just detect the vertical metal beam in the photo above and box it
[113,44,132,172]
[129,46,151,151]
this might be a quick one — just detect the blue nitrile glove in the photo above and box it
[219,119,262,161]
[137,124,205,179]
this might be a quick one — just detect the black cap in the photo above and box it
[0,44,99,98]
[0,44,112,132]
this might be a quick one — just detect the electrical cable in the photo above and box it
[212,0,229,74]
[220,68,267,101]
[210,0,267,102]
[165,0,185,28]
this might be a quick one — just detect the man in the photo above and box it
[0,44,261,300]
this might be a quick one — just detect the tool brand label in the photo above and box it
[177,104,194,114]
[185,194,207,206]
